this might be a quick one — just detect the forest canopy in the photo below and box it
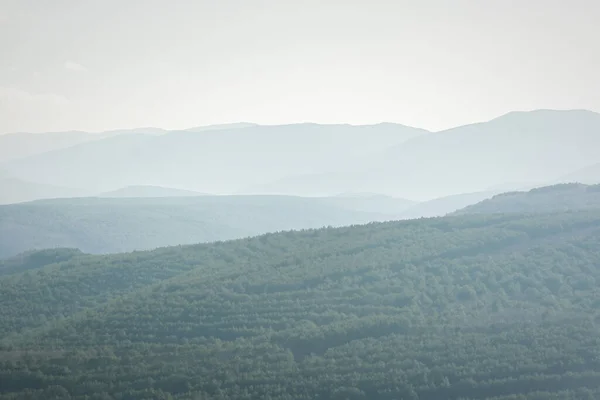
[1,210,600,399]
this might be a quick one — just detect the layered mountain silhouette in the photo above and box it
[244,110,600,199]
[2,110,599,202]
[0,123,256,163]
[2,123,426,195]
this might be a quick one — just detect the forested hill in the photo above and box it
[0,195,407,259]
[0,248,84,276]
[455,183,600,215]
[2,210,600,399]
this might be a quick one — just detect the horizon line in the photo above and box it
[1,108,597,136]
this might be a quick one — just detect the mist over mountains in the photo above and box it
[1,122,425,196]
[4,0,600,397]
[1,109,598,203]
[244,110,600,199]
[3,112,600,399]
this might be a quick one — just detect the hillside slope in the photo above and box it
[455,183,600,215]
[1,210,600,399]
[0,248,84,276]
[0,195,403,258]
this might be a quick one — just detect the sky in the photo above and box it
[0,0,599,134]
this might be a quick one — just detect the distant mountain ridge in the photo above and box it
[3,122,426,194]
[245,110,600,199]
[0,123,260,163]
[0,195,410,258]
[2,110,600,201]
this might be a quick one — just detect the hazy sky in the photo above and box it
[1,0,598,134]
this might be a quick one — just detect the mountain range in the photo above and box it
[1,122,425,195]
[1,109,599,203]
[244,110,600,199]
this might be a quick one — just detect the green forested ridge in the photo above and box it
[455,183,600,215]
[0,248,84,276]
[1,210,600,399]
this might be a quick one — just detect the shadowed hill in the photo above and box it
[0,195,408,258]
[0,248,84,276]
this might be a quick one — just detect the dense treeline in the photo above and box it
[0,248,84,276]
[456,183,600,215]
[1,211,600,399]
